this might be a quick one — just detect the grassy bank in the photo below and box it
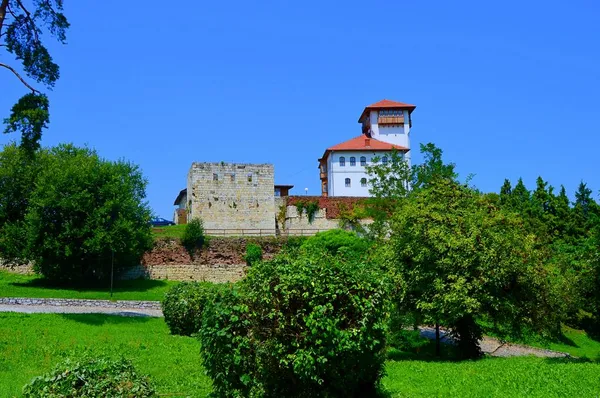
[1,312,598,397]
[0,271,177,301]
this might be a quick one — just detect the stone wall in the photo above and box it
[0,261,34,275]
[187,162,275,234]
[0,297,161,310]
[120,263,246,283]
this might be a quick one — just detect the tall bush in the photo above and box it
[162,282,224,336]
[199,247,390,397]
[244,243,262,266]
[181,218,206,256]
[25,144,153,283]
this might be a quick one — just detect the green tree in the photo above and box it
[1,0,69,152]
[25,144,153,283]
[0,143,45,262]
[385,179,546,358]
[499,178,512,206]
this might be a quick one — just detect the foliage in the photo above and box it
[162,281,224,336]
[385,179,549,358]
[1,0,69,152]
[337,201,369,232]
[0,144,43,262]
[3,93,49,153]
[295,199,320,223]
[22,145,153,283]
[244,243,262,266]
[22,357,156,397]
[180,218,206,256]
[200,249,391,397]
[300,228,371,258]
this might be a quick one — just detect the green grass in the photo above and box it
[514,325,600,360]
[0,312,210,397]
[384,356,600,397]
[0,271,179,301]
[152,225,186,240]
[1,312,599,397]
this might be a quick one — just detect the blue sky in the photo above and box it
[2,0,599,218]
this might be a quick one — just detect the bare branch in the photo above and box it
[0,62,40,93]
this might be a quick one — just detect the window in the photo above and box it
[380,109,403,116]
[382,156,389,165]
[339,156,346,167]
[247,173,253,182]
[350,157,356,166]
[361,178,367,187]
[213,173,218,181]
[345,178,351,187]
[360,156,366,166]
[230,173,235,182]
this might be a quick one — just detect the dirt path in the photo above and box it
[418,326,570,358]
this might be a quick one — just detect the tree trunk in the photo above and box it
[0,0,9,36]
[435,322,440,357]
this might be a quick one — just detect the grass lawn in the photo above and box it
[152,225,186,240]
[1,312,599,397]
[0,271,179,301]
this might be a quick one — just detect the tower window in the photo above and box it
[339,157,345,167]
[345,178,351,187]
[230,173,235,182]
[213,173,218,181]
[382,156,389,165]
[360,156,366,166]
[350,157,356,166]
[247,173,253,182]
[361,178,367,187]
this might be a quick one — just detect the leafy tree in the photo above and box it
[499,179,512,206]
[0,143,45,262]
[1,0,69,152]
[385,179,547,358]
[412,142,458,190]
[25,144,153,283]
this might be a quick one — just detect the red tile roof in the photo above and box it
[358,99,416,122]
[319,135,408,163]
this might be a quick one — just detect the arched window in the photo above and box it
[360,156,366,166]
[382,156,389,165]
[345,178,351,187]
[339,156,345,167]
[361,178,367,187]
[350,157,356,166]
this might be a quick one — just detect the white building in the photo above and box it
[318,99,415,197]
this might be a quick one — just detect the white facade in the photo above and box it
[368,109,412,164]
[326,150,403,197]
[320,103,414,197]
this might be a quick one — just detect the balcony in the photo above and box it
[378,116,404,125]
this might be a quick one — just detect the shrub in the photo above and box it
[199,285,255,397]
[244,243,262,266]
[25,145,153,284]
[22,357,156,397]
[300,229,371,257]
[199,249,390,397]
[162,281,223,336]
[181,218,205,256]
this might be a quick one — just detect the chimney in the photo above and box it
[365,138,371,147]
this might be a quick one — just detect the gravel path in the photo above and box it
[0,298,572,358]
[418,326,570,358]
[0,297,162,317]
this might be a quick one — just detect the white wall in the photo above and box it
[327,151,399,197]
[369,110,411,151]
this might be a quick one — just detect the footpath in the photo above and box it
[0,298,571,358]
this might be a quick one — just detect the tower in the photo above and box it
[319,99,416,197]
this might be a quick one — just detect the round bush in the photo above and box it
[162,281,225,336]
[244,243,263,266]
[22,357,155,397]
[300,229,371,257]
[199,247,390,397]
